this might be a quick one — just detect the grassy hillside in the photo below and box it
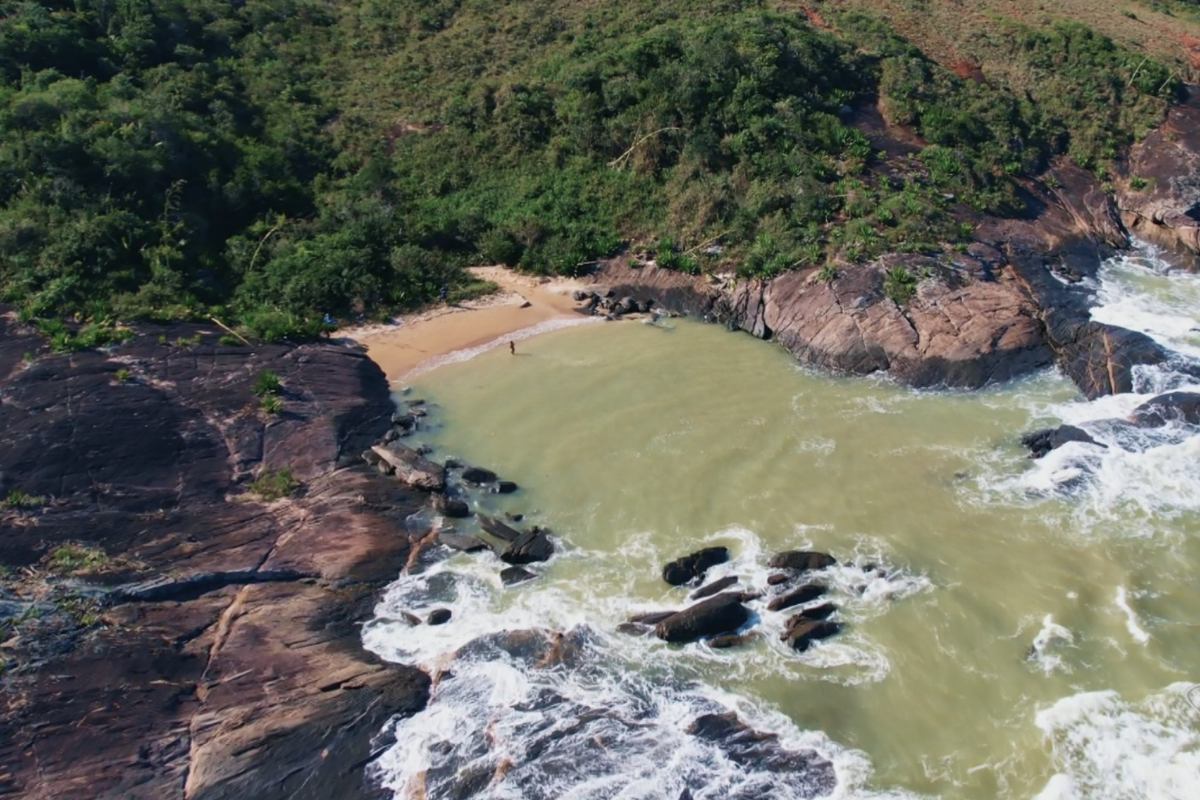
[0,0,1190,339]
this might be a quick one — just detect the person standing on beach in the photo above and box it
[509,341,516,355]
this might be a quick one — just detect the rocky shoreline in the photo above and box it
[577,88,1200,402]
[0,315,429,800]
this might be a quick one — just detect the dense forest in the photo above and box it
[0,0,1183,340]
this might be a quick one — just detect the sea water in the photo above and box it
[363,244,1200,800]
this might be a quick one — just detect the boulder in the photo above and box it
[439,532,490,553]
[782,603,837,635]
[1130,391,1200,428]
[461,466,498,484]
[689,575,738,600]
[494,480,519,494]
[767,584,828,613]
[708,631,758,649]
[661,547,730,586]
[371,442,445,492]
[478,515,522,543]
[783,620,843,652]
[392,412,416,430]
[572,290,592,302]
[654,592,749,643]
[767,551,837,572]
[500,566,537,586]
[500,528,555,565]
[1021,425,1101,458]
[427,608,452,626]
[766,573,791,586]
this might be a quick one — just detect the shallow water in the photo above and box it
[364,245,1200,800]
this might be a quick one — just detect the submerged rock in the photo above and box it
[662,546,730,586]
[628,610,678,626]
[461,466,499,484]
[767,584,828,613]
[782,620,843,652]
[439,532,490,553]
[783,603,837,630]
[767,572,791,586]
[654,592,749,643]
[428,608,452,625]
[500,566,537,586]
[686,712,836,795]
[708,631,758,649]
[478,514,522,543]
[435,495,471,518]
[689,575,738,600]
[767,551,837,572]
[495,480,519,494]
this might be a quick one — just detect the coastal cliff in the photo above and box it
[0,315,429,800]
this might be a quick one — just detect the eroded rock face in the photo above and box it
[1118,85,1200,269]
[0,313,430,800]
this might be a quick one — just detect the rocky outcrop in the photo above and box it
[0,313,430,800]
[371,440,445,491]
[767,584,828,613]
[1118,85,1200,268]
[782,619,844,652]
[500,527,556,565]
[661,546,730,586]
[685,712,836,797]
[654,592,750,643]
[689,575,739,600]
[589,128,1200,399]
[768,551,837,572]
[1131,391,1200,427]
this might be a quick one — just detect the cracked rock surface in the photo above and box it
[0,312,429,800]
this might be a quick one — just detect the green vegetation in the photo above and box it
[4,488,44,508]
[817,264,839,283]
[248,467,298,499]
[259,394,283,415]
[0,0,1183,324]
[252,369,282,396]
[114,367,131,382]
[883,265,919,305]
[46,543,109,573]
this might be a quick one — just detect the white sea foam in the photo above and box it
[1033,685,1200,800]
[1114,586,1150,645]
[1027,614,1075,674]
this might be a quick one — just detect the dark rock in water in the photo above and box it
[400,611,423,626]
[415,443,433,456]
[392,412,416,430]
[436,495,471,518]
[783,603,837,632]
[1021,424,1101,458]
[708,631,758,649]
[572,289,592,302]
[767,551,837,572]
[371,441,445,491]
[767,572,791,586]
[382,427,399,443]
[445,457,462,469]
[655,592,749,643]
[1131,391,1200,428]
[410,406,428,418]
[505,512,524,522]
[427,608,452,625]
[783,620,843,652]
[500,528,555,565]
[690,575,738,600]
[767,584,828,613]
[662,546,730,586]
[687,712,836,794]
[495,480,519,494]
[478,515,522,543]
[679,790,693,800]
[454,628,589,669]
[439,532,490,553]
[616,622,650,636]
[500,566,537,586]
[628,610,678,626]
[462,466,498,484]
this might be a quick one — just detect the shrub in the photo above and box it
[114,367,131,382]
[259,395,283,415]
[883,265,919,305]
[252,370,282,396]
[817,264,839,283]
[46,543,109,573]
[218,334,244,346]
[1129,175,1149,190]
[248,467,298,500]
[4,488,44,509]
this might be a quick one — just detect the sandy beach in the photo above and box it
[341,266,594,382]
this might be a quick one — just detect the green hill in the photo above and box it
[0,0,1193,338]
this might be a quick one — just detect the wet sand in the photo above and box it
[341,266,591,381]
